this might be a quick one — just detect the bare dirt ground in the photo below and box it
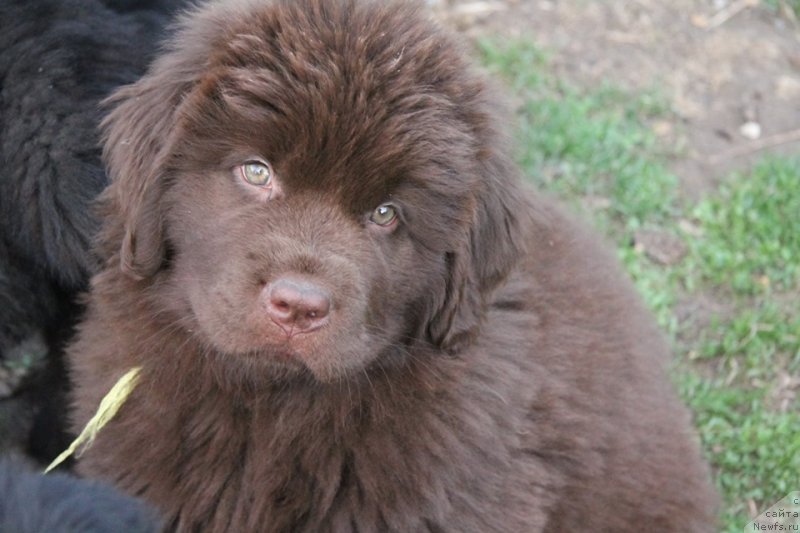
[433,0,800,199]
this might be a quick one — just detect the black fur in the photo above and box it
[0,459,160,532]
[0,0,180,461]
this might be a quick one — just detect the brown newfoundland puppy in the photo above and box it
[67,0,717,530]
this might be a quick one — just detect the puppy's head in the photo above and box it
[100,0,526,382]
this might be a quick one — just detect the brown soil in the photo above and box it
[433,0,800,199]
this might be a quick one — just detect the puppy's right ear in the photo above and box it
[100,66,193,280]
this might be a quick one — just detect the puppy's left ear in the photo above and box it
[427,156,529,353]
[100,53,197,280]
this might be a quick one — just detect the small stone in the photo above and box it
[739,121,762,140]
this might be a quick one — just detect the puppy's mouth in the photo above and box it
[234,339,306,363]
[249,346,297,361]
[231,336,338,375]
[223,343,309,375]
[267,317,331,341]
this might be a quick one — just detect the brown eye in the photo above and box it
[370,204,397,226]
[239,161,272,187]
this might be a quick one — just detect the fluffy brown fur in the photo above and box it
[67,0,718,530]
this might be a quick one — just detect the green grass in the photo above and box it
[764,0,800,18]
[684,161,800,530]
[477,39,677,234]
[687,158,800,295]
[682,374,800,528]
[478,38,800,533]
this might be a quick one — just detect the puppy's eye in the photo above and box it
[370,204,397,226]
[239,161,272,187]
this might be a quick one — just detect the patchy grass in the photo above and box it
[477,39,676,235]
[681,374,800,529]
[478,38,800,533]
[683,162,800,531]
[687,158,800,295]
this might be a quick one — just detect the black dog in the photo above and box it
[0,459,160,532]
[0,0,180,461]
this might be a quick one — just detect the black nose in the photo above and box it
[264,278,331,335]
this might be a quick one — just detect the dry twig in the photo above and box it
[692,0,759,29]
[708,127,800,164]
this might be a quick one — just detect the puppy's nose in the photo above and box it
[264,278,331,335]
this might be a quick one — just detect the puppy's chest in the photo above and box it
[120,394,461,532]
[116,383,532,533]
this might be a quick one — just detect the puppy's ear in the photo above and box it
[100,63,193,280]
[428,157,529,353]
